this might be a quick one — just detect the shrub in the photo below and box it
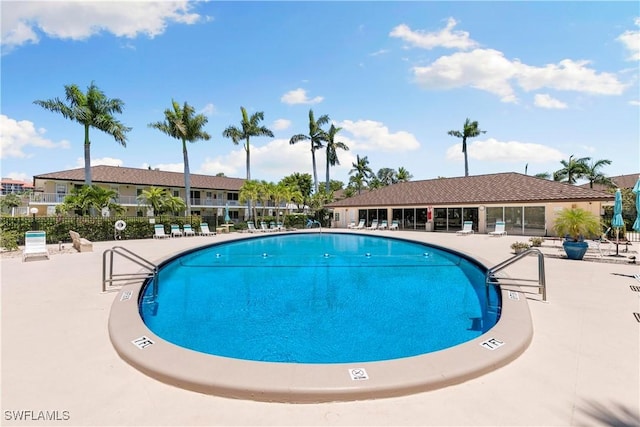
[0,229,19,251]
[510,241,530,252]
[529,236,545,247]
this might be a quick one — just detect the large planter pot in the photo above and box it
[563,240,589,260]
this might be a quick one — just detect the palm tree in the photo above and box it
[0,194,22,216]
[148,100,211,216]
[239,180,260,221]
[324,124,349,193]
[376,168,396,187]
[349,155,374,195]
[447,118,486,177]
[222,107,274,180]
[396,167,413,183]
[34,82,131,187]
[85,185,124,216]
[555,155,590,184]
[289,109,330,193]
[137,187,167,216]
[584,159,613,189]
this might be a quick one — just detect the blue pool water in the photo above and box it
[140,233,500,364]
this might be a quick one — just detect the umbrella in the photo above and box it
[224,203,230,224]
[633,177,640,232]
[611,188,624,256]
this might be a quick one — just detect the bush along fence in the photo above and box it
[0,214,316,247]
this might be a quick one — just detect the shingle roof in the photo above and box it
[326,172,614,208]
[578,173,639,192]
[33,165,245,191]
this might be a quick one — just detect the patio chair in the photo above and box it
[260,222,274,232]
[488,221,507,236]
[198,223,216,236]
[182,224,196,237]
[367,219,379,230]
[389,220,399,230]
[170,224,183,237]
[354,219,366,229]
[378,220,388,230]
[347,220,356,229]
[22,231,50,262]
[246,221,259,233]
[456,221,474,235]
[153,224,169,239]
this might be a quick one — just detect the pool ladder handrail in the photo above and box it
[486,248,547,302]
[102,246,158,294]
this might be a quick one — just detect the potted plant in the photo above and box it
[552,208,602,260]
[510,241,530,254]
[529,236,544,247]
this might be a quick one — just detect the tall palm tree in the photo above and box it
[222,107,274,180]
[349,155,374,195]
[447,118,486,177]
[289,109,330,193]
[148,100,211,216]
[555,155,590,184]
[376,168,396,186]
[584,159,613,188]
[396,167,413,182]
[324,124,349,193]
[239,180,260,221]
[34,82,131,187]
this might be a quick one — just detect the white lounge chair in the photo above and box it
[456,221,474,235]
[389,220,399,231]
[347,220,356,229]
[198,223,215,236]
[170,224,183,237]
[354,219,366,229]
[378,220,388,230]
[246,221,259,233]
[183,224,196,237]
[22,231,50,262]
[367,220,379,230]
[260,222,274,232]
[488,221,507,236]
[153,224,169,239]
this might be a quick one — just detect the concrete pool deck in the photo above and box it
[1,230,639,426]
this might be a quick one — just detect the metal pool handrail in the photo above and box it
[486,248,547,302]
[102,246,158,294]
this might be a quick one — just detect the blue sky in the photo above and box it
[1,1,639,188]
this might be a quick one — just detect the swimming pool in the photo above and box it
[140,233,499,363]
[109,231,533,402]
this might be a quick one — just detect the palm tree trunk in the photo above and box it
[84,124,92,186]
[325,149,330,193]
[182,139,191,216]
[245,139,253,218]
[311,145,319,193]
[462,137,469,177]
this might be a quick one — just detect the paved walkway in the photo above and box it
[1,231,638,426]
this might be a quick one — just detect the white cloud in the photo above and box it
[412,49,518,103]
[280,88,323,105]
[390,18,478,50]
[1,1,203,52]
[617,18,640,61]
[200,103,216,117]
[3,172,31,182]
[337,120,420,151]
[369,49,389,56]
[272,119,291,131]
[410,49,626,102]
[534,94,568,109]
[76,157,123,168]
[0,114,70,158]
[629,99,640,106]
[446,138,565,163]
[140,162,184,173]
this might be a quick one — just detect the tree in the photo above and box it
[323,124,349,193]
[137,187,167,216]
[555,155,590,184]
[376,168,396,187]
[85,185,124,216]
[0,194,22,216]
[584,159,613,189]
[289,109,330,193]
[280,173,312,212]
[34,82,131,187]
[349,155,374,195]
[239,180,260,221]
[222,107,273,180]
[447,118,486,177]
[396,167,413,183]
[148,100,211,216]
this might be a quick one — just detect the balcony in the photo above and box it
[26,193,255,209]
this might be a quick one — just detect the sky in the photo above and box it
[1,1,639,189]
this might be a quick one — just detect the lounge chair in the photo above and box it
[354,219,365,229]
[170,224,183,237]
[347,220,356,229]
[378,220,388,230]
[153,224,169,239]
[182,224,196,237]
[260,222,273,232]
[198,223,216,236]
[246,221,259,233]
[488,221,507,236]
[389,220,399,230]
[276,221,284,231]
[456,221,474,235]
[367,220,379,230]
[22,231,50,262]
